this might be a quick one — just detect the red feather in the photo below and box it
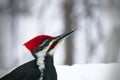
[24,35,54,53]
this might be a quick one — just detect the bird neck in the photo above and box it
[36,54,54,80]
[35,51,54,71]
[44,54,54,65]
[34,51,56,80]
[35,51,46,71]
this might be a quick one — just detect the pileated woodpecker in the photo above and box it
[0,30,75,80]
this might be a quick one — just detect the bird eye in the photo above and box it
[37,40,51,51]
[32,39,51,53]
[44,39,51,44]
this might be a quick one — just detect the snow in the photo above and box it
[0,64,120,80]
[55,64,120,80]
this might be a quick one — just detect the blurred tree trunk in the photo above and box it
[63,0,74,65]
[102,0,120,63]
[0,0,12,69]
[0,0,31,69]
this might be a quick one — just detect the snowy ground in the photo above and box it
[56,64,120,80]
[0,64,120,80]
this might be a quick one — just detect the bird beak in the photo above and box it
[55,29,76,42]
[47,29,76,53]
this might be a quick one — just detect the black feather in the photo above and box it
[0,55,57,80]
[0,60,41,80]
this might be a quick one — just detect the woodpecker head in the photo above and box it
[23,30,75,70]
[24,29,75,56]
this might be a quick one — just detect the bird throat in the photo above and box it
[35,50,54,80]
[35,51,46,71]
[35,50,46,80]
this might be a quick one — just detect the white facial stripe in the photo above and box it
[36,51,46,71]
[35,40,55,71]
[36,40,56,80]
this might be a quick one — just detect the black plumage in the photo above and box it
[0,60,41,80]
[0,55,57,80]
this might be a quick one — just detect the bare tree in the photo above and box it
[63,0,75,65]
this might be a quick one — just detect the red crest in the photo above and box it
[24,35,54,53]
